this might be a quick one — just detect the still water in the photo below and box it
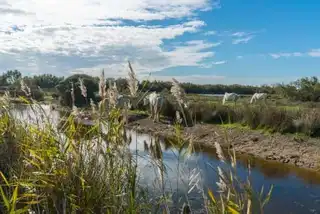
[11,104,320,214]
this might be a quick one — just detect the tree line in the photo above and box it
[0,70,319,103]
[0,70,64,89]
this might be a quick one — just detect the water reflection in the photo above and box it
[10,103,64,127]
[11,104,320,214]
[128,131,320,214]
[158,136,320,185]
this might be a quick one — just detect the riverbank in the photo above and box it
[126,113,320,170]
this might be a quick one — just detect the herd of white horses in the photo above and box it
[222,92,268,105]
[115,92,269,122]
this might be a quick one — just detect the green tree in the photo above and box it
[56,74,98,107]
[274,76,320,102]
[293,76,319,101]
[2,70,22,85]
[33,74,64,89]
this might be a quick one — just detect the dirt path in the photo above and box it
[127,113,320,170]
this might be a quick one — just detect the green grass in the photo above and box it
[219,123,279,137]
[129,109,147,115]
[219,123,251,131]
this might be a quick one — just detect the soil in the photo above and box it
[126,113,320,170]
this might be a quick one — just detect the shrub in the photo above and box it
[298,109,320,137]
[56,74,98,107]
[51,92,59,99]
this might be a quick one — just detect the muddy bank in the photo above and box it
[126,113,320,170]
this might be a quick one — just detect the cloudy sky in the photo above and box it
[0,0,319,85]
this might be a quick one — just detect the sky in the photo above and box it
[0,0,320,85]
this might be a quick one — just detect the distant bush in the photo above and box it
[56,74,98,107]
[295,109,320,137]
[51,92,59,99]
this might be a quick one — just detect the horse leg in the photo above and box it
[149,103,152,119]
[154,110,158,122]
[153,109,157,123]
[151,106,155,121]
[156,111,160,122]
[152,106,157,122]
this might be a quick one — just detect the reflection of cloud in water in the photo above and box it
[11,104,61,126]
[127,130,204,197]
[127,130,320,214]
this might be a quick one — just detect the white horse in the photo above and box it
[143,92,164,122]
[250,93,268,104]
[116,95,132,109]
[222,92,239,105]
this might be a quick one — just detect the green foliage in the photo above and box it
[31,74,64,89]
[56,74,98,107]
[274,76,320,102]
[51,92,59,99]
[139,80,272,95]
[1,70,22,85]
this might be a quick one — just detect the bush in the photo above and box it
[51,92,59,99]
[298,109,320,137]
[56,74,98,107]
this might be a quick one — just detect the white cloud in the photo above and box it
[204,30,216,36]
[200,59,226,68]
[164,40,216,67]
[0,0,214,26]
[308,49,320,57]
[269,52,303,59]
[232,35,254,44]
[270,49,320,59]
[232,32,247,37]
[236,55,243,59]
[230,30,262,45]
[0,21,206,56]
[67,40,217,78]
[0,0,221,77]
[212,60,226,65]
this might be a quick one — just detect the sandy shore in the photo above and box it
[126,113,320,170]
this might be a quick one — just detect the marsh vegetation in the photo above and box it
[0,64,319,213]
[0,66,275,214]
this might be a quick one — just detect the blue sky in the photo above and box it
[0,0,319,85]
